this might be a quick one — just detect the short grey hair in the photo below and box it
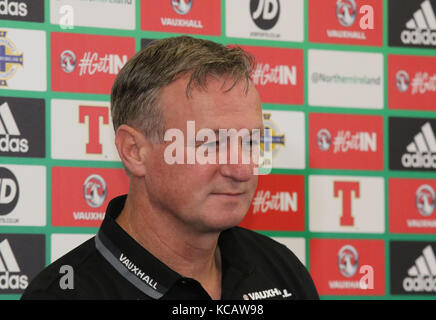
[110,36,255,143]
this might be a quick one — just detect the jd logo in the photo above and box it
[250,0,280,30]
[0,167,19,216]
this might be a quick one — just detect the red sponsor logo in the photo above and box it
[308,0,383,46]
[79,105,109,155]
[310,239,385,295]
[389,178,436,234]
[51,167,129,227]
[309,113,383,170]
[140,0,221,35]
[235,45,303,105]
[51,32,135,94]
[388,54,436,111]
[239,174,304,231]
[334,181,360,227]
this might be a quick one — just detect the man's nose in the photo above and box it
[219,162,253,182]
[218,140,254,181]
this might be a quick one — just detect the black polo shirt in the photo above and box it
[21,195,319,300]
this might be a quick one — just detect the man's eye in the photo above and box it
[243,138,259,148]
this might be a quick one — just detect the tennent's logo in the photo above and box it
[78,105,109,155]
[310,175,384,233]
[0,30,23,87]
[334,181,360,227]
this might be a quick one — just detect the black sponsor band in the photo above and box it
[95,230,166,299]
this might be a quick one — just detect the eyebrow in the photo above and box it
[210,127,265,135]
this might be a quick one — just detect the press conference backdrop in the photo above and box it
[0,0,435,300]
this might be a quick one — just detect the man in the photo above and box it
[22,36,319,300]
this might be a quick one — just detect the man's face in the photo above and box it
[143,75,263,234]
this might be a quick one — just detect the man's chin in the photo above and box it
[196,209,248,233]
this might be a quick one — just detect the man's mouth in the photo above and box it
[210,192,245,197]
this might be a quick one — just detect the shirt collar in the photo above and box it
[95,195,181,299]
[95,195,254,299]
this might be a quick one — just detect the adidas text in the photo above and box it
[0,135,28,153]
[403,275,436,292]
[0,272,28,290]
[0,0,28,17]
[401,29,436,46]
[401,153,436,168]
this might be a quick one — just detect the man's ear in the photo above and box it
[115,125,150,177]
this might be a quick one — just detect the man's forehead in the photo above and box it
[161,73,255,99]
[160,75,262,120]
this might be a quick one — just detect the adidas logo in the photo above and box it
[0,239,28,290]
[401,0,436,46]
[401,122,436,168]
[0,102,28,153]
[403,245,436,292]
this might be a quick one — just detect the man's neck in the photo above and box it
[116,193,222,300]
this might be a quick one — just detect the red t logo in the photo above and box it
[334,181,360,226]
[79,106,109,154]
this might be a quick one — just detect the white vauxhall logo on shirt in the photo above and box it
[242,287,292,300]
[119,253,158,290]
